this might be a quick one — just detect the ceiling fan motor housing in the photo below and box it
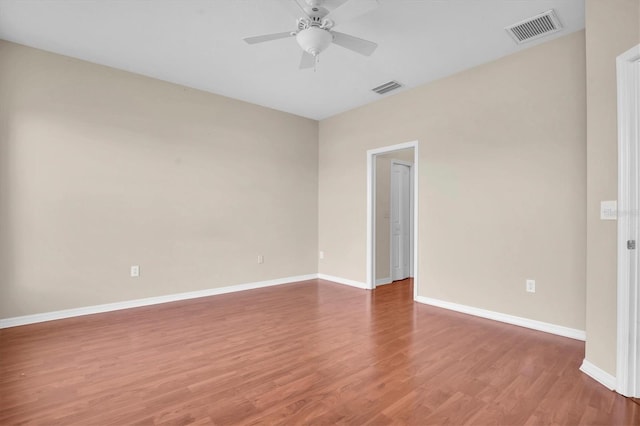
[296,27,333,56]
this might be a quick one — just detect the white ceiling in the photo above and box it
[0,0,585,120]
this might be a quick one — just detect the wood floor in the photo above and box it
[1,279,638,425]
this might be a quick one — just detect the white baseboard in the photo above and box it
[0,274,317,329]
[415,296,586,341]
[376,277,392,286]
[580,359,617,390]
[317,273,369,289]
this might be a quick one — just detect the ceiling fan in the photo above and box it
[243,0,380,69]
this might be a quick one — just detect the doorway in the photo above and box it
[616,44,640,398]
[367,141,418,299]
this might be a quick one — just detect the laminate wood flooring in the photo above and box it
[1,279,638,425]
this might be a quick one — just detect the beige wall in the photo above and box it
[319,31,587,330]
[584,0,640,376]
[375,148,414,281]
[2,9,630,378]
[0,40,319,318]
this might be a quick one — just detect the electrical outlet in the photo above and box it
[319,251,324,260]
[130,265,140,278]
[257,255,264,264]
[526,279,535,293]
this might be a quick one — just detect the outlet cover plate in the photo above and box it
[130,265,140,277]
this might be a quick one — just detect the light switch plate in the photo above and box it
[600,200,617,220]
[526,279,536,293]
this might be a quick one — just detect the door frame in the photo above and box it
[390,160,414,282]
[367,141,419,300]
[616,44,640,398]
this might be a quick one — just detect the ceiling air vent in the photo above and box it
[505,10,562,44]
[372,81,402,95]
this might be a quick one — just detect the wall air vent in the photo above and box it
[505,10,562,44]
[372,81,402,95]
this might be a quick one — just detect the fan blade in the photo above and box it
[243,32,294,44]
[331,31,377,56]
[326,0,380,24]
[299,51,316,69]
[277,0,307,19]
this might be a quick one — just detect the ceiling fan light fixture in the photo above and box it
[296,27,333,56]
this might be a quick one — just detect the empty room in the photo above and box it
[1,0,639,424]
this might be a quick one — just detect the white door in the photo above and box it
[391,163,411,281]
